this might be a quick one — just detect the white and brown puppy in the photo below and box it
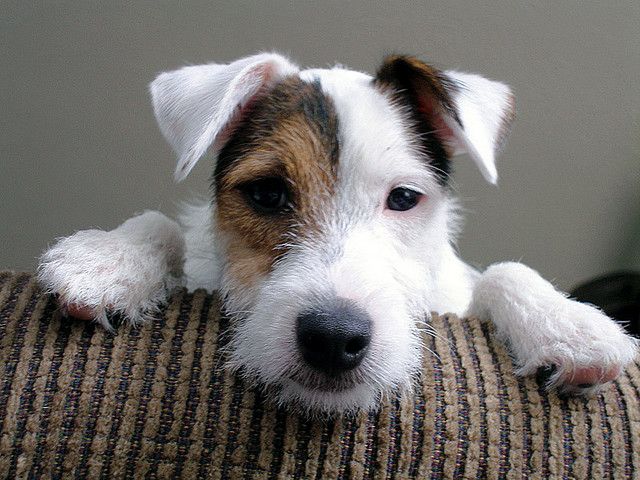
[39,53,638,414]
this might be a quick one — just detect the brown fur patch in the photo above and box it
[214,77,340,288]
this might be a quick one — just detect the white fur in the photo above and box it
[443,71,514,184]
[39,53,638,414]
[467,262,638,392]
[38,211,184,330]
[177,201,220,292]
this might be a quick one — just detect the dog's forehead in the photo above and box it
[216,65,436,198]
[299,67,435,191]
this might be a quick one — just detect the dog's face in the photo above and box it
[151,53,514,413]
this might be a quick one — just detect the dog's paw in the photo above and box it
[38,211,185,330]
[516,300,638,394]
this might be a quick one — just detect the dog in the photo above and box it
[38,52,638,414]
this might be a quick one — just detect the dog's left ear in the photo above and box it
[376,55,515,184]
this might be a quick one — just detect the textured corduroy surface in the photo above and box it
[0,271,639,479]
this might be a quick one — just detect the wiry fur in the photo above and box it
[38,52,638,414]
[38,211,184,330]
[467,262,637,394]
[178,200,220,292]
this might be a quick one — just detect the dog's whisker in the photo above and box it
[420,323,454,355]
[422,345,441,363]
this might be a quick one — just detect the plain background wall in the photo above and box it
[2,1,639,290]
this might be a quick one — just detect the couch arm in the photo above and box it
[0,271,638,479]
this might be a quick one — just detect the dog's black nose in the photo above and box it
[296,298,371,375]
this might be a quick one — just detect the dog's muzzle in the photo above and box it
[296,298,371,375]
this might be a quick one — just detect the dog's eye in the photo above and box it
[387,187,422,211]
[241,177,290,214]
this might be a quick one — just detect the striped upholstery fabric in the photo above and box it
[0,271,638,479]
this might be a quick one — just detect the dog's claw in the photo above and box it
[535,365,557,385]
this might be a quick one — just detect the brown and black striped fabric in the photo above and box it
[0,271,639,479]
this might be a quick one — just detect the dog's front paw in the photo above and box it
[38,211,185,330]
[516,300,638,394]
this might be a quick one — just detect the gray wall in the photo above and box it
[3,1,640,290]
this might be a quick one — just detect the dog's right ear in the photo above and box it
[150,53,299,181]
[376,55,514,184]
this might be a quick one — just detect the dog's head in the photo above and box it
[150,53,514,414]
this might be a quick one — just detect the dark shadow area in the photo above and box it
[571,271,640,337]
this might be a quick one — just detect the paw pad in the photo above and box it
[536,363,623,394]
[564,365,621,387]
[64,303,97,321]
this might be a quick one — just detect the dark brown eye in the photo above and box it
[241,177,290,214]
[387,187,421,211]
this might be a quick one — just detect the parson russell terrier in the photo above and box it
[38,53,638,414]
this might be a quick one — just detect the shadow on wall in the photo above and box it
[571,272,640,337]
[614,179,640,272]
[571,167,640,336]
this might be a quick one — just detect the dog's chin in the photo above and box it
[276,377,380,416]
[229,363,383,415]
[264,365,417,416]
[228,341,422,415]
